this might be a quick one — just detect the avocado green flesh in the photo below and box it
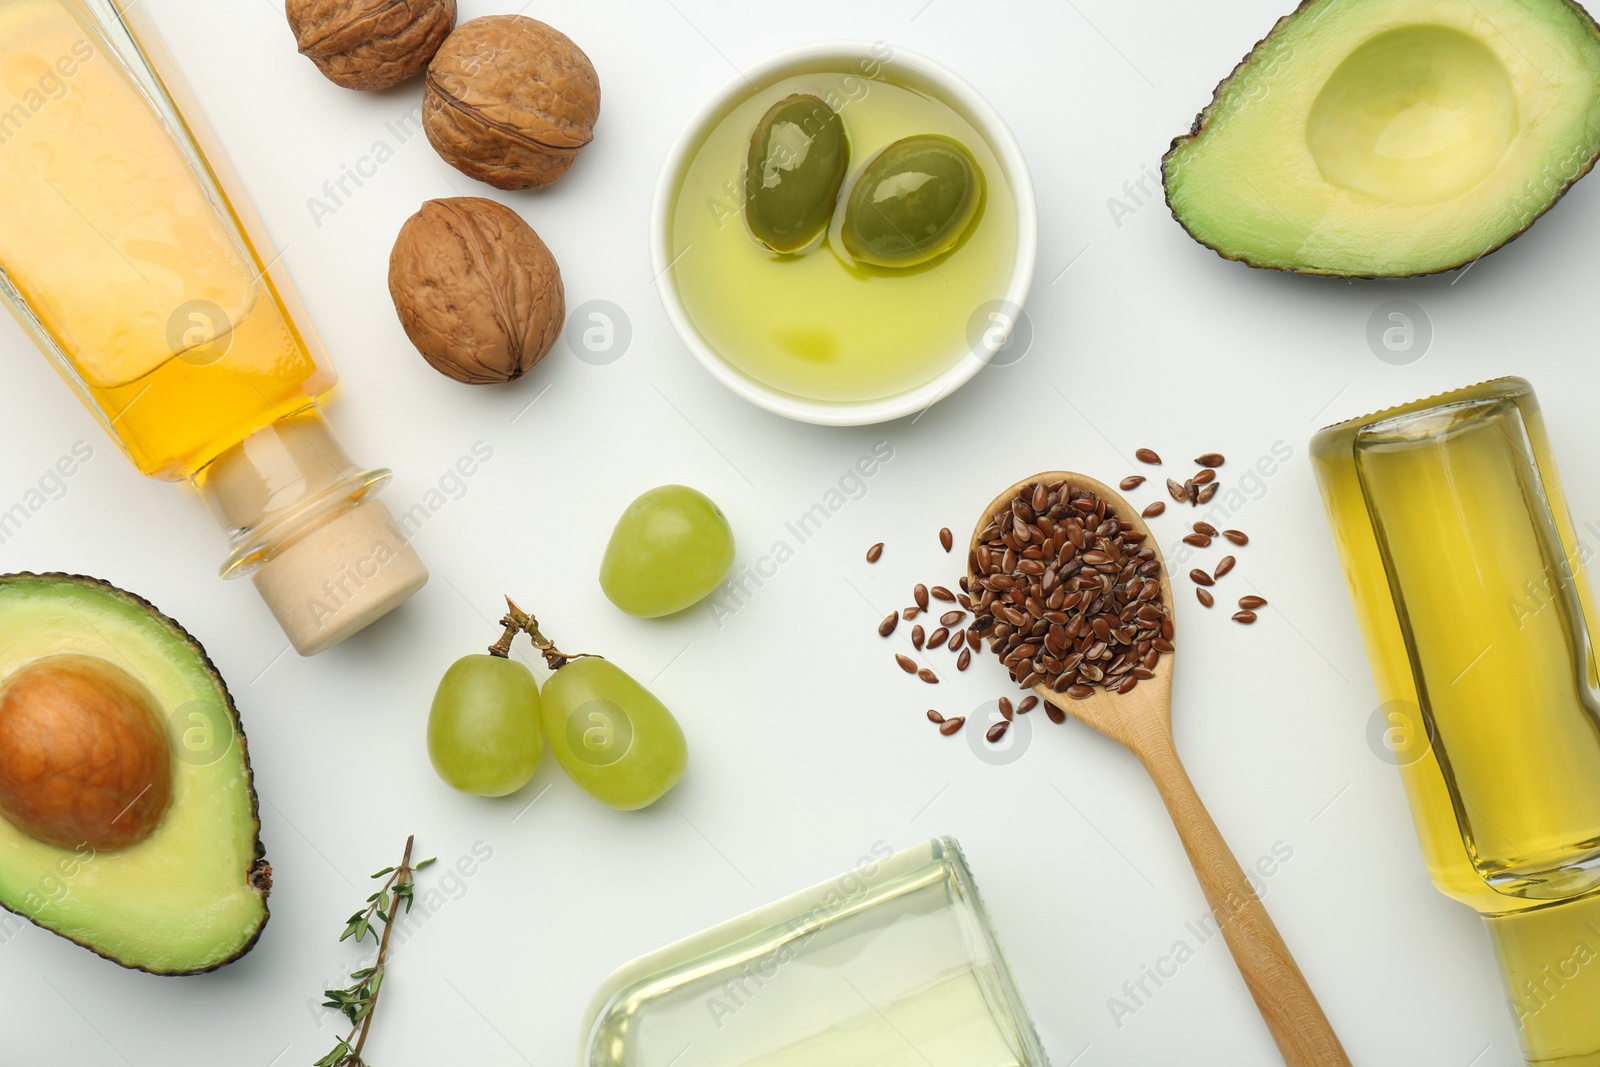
[0,575,267,974]
[1163,0,1600,276]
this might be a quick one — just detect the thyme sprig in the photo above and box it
[315,836,434,1067]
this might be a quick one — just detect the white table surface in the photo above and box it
[2,0,1590,1064]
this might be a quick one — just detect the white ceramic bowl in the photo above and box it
[650,41,1038,426]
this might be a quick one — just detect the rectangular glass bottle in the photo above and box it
[581,837,1052,1067]
[0,0,424,653]
[1312,378,1600,1064]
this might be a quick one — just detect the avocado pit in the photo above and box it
[0,654,173,850]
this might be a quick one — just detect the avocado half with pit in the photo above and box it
[0,574,269,973]
[1163,0,1600,276]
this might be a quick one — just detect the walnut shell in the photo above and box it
[423,16,600,190]
[388,198,565,384]
[287,0,456,91]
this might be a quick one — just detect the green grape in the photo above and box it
[541,657,686,810]
[599,485,735,618]
[427,654,543,797]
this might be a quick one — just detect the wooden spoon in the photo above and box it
[971,472,1349,1067]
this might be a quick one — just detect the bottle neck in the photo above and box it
[190,406,428,656]
[192,405,390,579]
[1487,892,1600,1065]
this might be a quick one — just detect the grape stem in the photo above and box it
[496,597,599,670]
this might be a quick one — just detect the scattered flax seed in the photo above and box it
[927,709,945,724]
[986,720,1010,743]
[896,654,918,673]
[918,668,939,683]
[1195,453,1225,468]
[1239,595,1268,610]
[1193,468,1216,486]
[1166,478,1187,502]
[1142,501,1166,518]
[940,528,954,552]
[1197,482,1220,504]
[928,627,949,648]
[948,628,965,651]
[1018,695,1039,715]
[866,542,885,563]
[1182,533,1212,548]
[879,612,898,637]
[911,624,925,650]
[902,606,921,620]
[1120,475,1146,491]
[1223,529,1249,546]
[1196,588,1214,608]
[1136,448,1162,465]
[998,696,1014,721]
[1232,610,1258,624]
[914,584,930,611]
[1214,555,1236,579]
[1046,704,1067,724]
[1190,568,1215,587]
[940,717,966,736]
[1194,521,1218,537]
[931,586,956,603]
[957,648,972,671]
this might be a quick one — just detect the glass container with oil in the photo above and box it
[0,0,425,654]
[581,837,1050,1067]
[1312,378,1600,1065]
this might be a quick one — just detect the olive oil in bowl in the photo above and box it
[663,50,1025,411]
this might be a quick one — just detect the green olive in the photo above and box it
[744,94,850,254]
[841,135,984,268]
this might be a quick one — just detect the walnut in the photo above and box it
[388,198,565,384]
[423,16,601,190]
[286,0,456,91]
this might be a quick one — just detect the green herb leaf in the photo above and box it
[314,1038,353,1067]
[313,836,431,1067]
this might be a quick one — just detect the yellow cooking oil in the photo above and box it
[582,838,1048,1067]
[1313,378,1600,1064]
[0,0,332,480]
[668,69,1017,403]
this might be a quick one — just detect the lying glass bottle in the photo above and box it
[1313,378,1600,1065]
[582,837,1051,1067]
[0,0,425,654]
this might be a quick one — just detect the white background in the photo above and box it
[0,0,1593,1064]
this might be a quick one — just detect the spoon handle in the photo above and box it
[1135,728,1351,1066]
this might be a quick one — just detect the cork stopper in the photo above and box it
[250,500,428,656]
[194,406,427,655]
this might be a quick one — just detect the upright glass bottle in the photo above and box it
[0,0,425,654]
[1312,378,1600,1065]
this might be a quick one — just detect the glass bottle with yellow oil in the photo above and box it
[1313,378,1600,1065]
[0,0,425,654]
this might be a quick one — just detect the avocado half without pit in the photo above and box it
[1163,0,1600,277]
[0,574,269,974]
